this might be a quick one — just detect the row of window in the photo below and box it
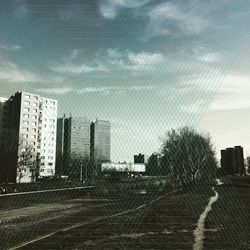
[22,134,36,139]
[24,94,38,100]
[23,107,38,113]
[23,120,37,126]
[44,118,56,123]
[40,167,54,172]
[43,124,55,129]
[40,163,54,166]
[43,106,56,111]
[21,147,36,153]
[44,100,56,105]
[23,114,37,120]
[41,156,54,160]
[22,127,36,133]
[24,101,38,107]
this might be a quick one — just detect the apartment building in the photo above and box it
[90,119,111,162]
[56,116,90,175]
[0,91,57,183]
[220,145,245,176]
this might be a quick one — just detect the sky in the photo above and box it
[0,0,250,162]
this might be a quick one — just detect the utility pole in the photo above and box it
[80,163,83,182]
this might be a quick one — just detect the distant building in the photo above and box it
[0,91,58,183]
[235,146,245,175]
[134,153,148,164]
[101,163,145,173]
[220,146,245,176]
[56,116,90,175]
[90,119,111,162]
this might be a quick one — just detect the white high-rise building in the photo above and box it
[38,97,58,177]
[0,91,58,183]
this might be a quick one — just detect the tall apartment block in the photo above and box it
[90,119,111,162]
[0,91,57,183]
[56,116,90,175]
[220,145,245,176]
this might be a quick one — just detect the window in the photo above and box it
[23,114,29,119]
[22,127,28,132]
[24,107,29,112]
[50,107,55,111]
[22,134,28,139]
[48,163,53,166]
[31,148,35,152]
[32,115,37,120]
[33,103,38,107]
[24,94,30,99]
[31,141,35,146]
[22,141,28,146]
[31,135,36,139]
[31,122,36,126]
[33,96,38,100]
[48,156,53,160]
[23,121,29,125]
[24,101,30,106]
[50,101,55,105]
[48,150,53,153]
[32,109,37,113]
[32,128,36,133]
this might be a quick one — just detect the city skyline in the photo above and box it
[1,1,250,162]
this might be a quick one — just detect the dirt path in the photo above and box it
[193,179,224,250]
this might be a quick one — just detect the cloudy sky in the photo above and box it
[0,0,250,162]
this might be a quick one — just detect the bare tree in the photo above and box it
[160,127,218,191]
[0,130,40,184]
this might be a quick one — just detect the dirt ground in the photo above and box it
[1,176,250,250]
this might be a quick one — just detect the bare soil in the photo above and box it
[1,176,250,250]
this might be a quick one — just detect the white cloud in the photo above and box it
[77,85,155,95]
[144,1,211,40]
[208,74,250,111]
[0,44,22,51]
[78,86,112,94]
[50,49,166,74]
[0,57,65,84]
[100,0,150,19]
[0,60,27,83]
[36,87,72,95]
[198,53,221,63]
[69,49,82,60]
[128,51,165,66]
[50,63,108,74]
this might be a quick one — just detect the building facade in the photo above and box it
[220,146,245,176]
[134,153,148,164]
[90,119,111,162]
[56,116,90,176]
[38,96,58,177]
[0,91,58,183]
